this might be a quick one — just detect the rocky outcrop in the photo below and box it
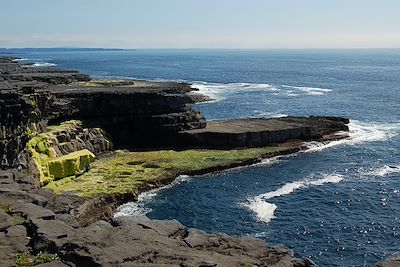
[48,86,206,148]
[25,120,112,185]
[375,253,400,267]
[0,58,207,170]
[180,116,349,148]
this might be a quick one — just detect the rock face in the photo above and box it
[47,84,206,148]
[0,58,206,169]
[180,116,349,148]
[375,253,400,267]
[0,57,89,170]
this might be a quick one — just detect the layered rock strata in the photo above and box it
[181,116,349,148]
[0,57,206,170]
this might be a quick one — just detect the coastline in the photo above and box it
[0,56,353,266]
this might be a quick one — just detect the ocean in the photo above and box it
[8,49,400,266]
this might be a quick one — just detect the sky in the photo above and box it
[1,0,400,49]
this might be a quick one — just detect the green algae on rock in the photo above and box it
[26,120,110,185]
[45,146,296,198]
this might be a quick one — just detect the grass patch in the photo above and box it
[75,79,137,87]
[45,147,291,198]
[12,213,25,224]
[15,252,59,266]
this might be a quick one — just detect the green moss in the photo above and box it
[15,252,58,266]
[45,146,291,198]
[0,204,11,213]
[32,252,59,265]
[46,120,82,131]
[47,150,95,180]
[12,213,25,224]
[75,79,137,87]
[26,120,95,185]
[15,252,31,267]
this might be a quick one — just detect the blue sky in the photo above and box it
[1,0,400,48]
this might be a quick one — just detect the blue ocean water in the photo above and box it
[8,49,400,266]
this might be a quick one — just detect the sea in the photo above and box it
[6,48,400,267]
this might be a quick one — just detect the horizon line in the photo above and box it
[1,47,400,51]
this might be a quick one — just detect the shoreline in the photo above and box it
[1,56,352,266]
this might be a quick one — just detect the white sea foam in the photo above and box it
[114,175,191,217]
[245,174,344,223]
[303,120,400,153]
[29,62,57,67]
[192,82,279,101]
[360,165,400,177]
[12,58,29,62]
[252,111,288,118]
[192,82,335,101]
[281,85,333,96]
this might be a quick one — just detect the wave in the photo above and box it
[114,175,191,217]
[281,85,333,96]
[115,120,399,218]
[191,81,335,101]
[29,62,57,67]
[252,111,288,118]
[303,120,400,153]
[360,165,400,177]
[192,82,279,101]
[12,58,29,62]
[245,174,344,223]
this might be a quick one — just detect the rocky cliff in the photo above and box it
[0,56,353,266]
[0,57,206,171]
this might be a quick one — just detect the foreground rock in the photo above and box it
[60,217,311,267]
[0,169,315,266]
[375,253,400,267]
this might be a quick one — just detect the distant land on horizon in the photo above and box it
[1,47,400,53]
[0,47,128,53]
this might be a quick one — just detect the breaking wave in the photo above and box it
[303,120,400,153]
[191,82,336,101]
[12,58,29,62]
[114,175,191,217]
[245,120,400,223]
[192,82,278,101]
[281,85,333,96]
[30,62,57,67]
[245,174,344,223]
[360,165,400,177]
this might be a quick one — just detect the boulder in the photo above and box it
[25,218,76,253]
[10,202,56,220]
[0,209,14,231]
[375,252,400,267]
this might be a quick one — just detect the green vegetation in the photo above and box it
[32,252,59,265]
[45,147,291,198]
[0,204,11,213]
[75,79,137,87]
[15,252,31,267]
[47,150,95,181]
[15,252,59,266]
[27,120,95,185]
[12,213,25,224]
